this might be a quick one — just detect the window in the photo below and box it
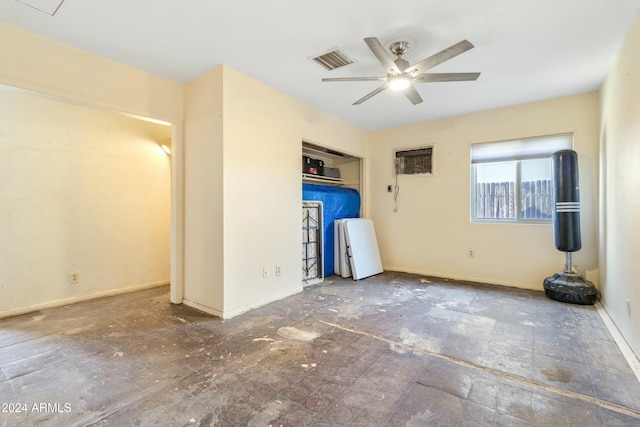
[394,146,433,176]
[471,133,573,222]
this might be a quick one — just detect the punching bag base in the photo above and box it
[543,272,597,305]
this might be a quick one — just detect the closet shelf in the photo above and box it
[302,173,344,185]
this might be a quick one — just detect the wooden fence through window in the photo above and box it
[476,180,553,220]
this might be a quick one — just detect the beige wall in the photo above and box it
[183,66,368,318]
[0,22,183,122]
[0,89,171,317]
[368,93,600,290]
[0,20,185,306]
[599,12,640,355]
[182,68,225,315]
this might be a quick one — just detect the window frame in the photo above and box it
[470,133,573,224]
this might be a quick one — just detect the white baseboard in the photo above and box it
[182,286,303,320]
[0,280,169,319]
[182,299,223,318]
[222,286,303,319]
[383,266,542,291]
[595,302,640,383]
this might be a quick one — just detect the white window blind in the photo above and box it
[471,133,573,164]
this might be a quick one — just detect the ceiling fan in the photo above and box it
[322,37,480,105]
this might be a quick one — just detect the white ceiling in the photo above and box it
[1,0,639,131]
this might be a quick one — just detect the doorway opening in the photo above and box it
[0,86,180,317]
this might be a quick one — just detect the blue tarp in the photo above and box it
[303,183,360,276]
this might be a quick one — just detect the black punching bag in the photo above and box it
[552,150,581,252]
[543,149,596,305]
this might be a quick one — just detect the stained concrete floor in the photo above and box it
[1,272,640,427]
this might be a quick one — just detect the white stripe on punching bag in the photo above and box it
[556,201,580,212]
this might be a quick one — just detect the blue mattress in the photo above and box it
[303,183,361,276]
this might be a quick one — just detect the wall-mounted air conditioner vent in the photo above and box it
[394,146,434,176]
[312,49,353,71]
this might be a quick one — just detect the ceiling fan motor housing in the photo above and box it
[390,41,409,56]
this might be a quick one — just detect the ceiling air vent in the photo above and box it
[312,49,353,71]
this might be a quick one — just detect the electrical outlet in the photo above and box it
[262,268,268,279]
[467,248,475,258]
[627,299,631,318]
[70,272,80,284]
[387,185,392,193]
[275,265,281,276]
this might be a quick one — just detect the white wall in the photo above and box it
[182,68,225,315]
[368,93,600,290]
[0,89,171,316]
[599,12,640,356]
[183,66,368,318]
[221,66,305,316]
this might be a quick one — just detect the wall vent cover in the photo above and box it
[312,49,353,71]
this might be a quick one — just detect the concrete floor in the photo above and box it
[1,272,639,427]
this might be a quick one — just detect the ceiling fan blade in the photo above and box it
[403,85,423,105]
[353,83,388,105]
[405,40,475,75]
[414,72,481,82]
[364,37,401,74]
[322,77,387,82]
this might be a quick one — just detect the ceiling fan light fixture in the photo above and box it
[388,76,410,91]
